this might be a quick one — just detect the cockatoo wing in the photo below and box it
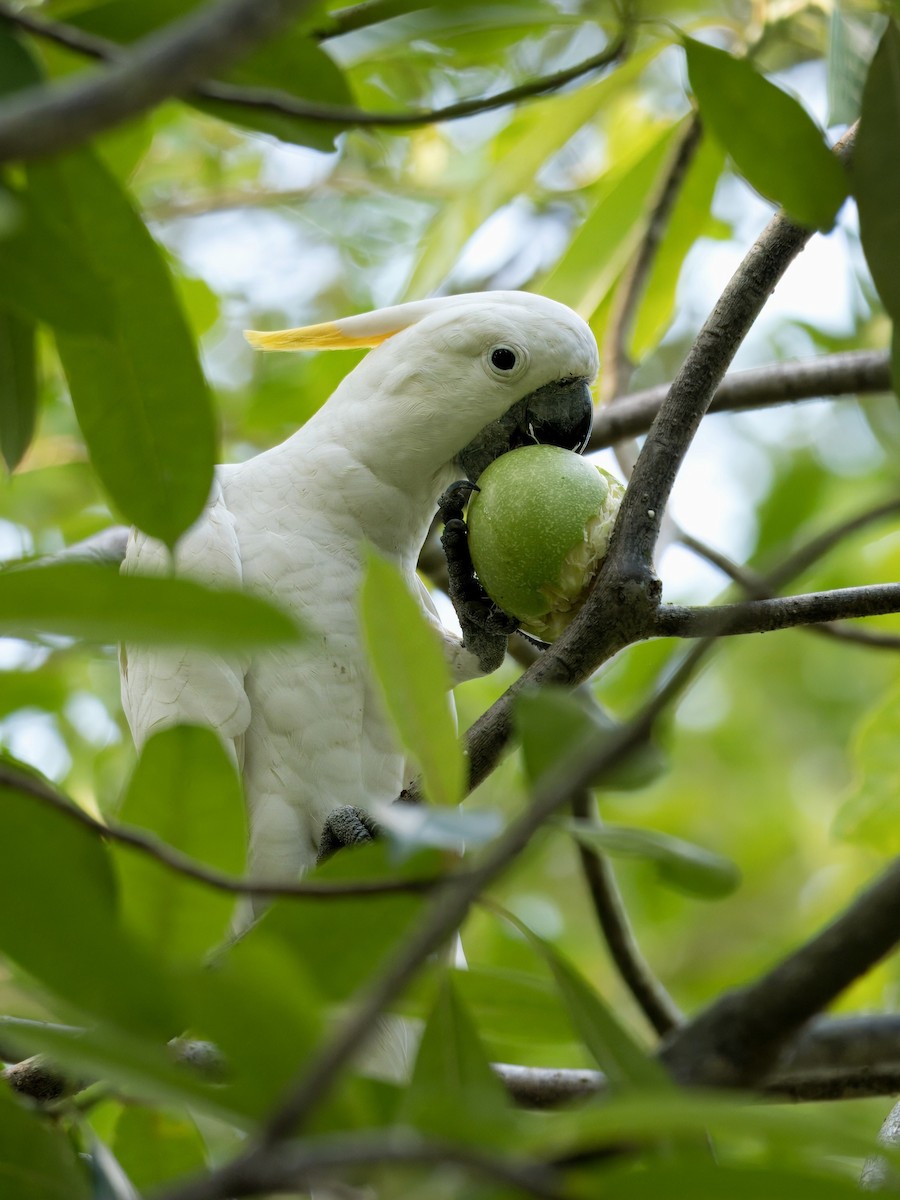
[119,477,251,770]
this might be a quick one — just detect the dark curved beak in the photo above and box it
[457,376,594,481]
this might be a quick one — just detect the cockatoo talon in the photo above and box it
[316,805,382,865]
[436,479,479,525]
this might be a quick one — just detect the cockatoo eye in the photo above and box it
[490,346,517,371]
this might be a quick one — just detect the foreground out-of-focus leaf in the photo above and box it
[835,677,900,852]
[497,909,666,1088]
[851,19,900,393]
[0,1084,90,1200]
[561,818,741,899]
[0,773,181,1039]
[115,726,246,964]
[516,687,667,792]
[111,1108,208,1192]
[684,37,848,230]
[828,2,888,124]
[0,561,301,647]
[26,147,216,546]
[0,310,37,470]
[587,1162,866,1199]
[360,552,464,807]
[403,974,513,1143]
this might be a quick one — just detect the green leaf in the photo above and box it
[0,310,37,471]
[451,965,577,1053]
[561,819,741,899]
[590,1162,866,1199]
[111,1107,207,1191]
[835,677,900,852]
[0,561,301,648]
[360,552,465,807]
[0,31,114,336]
[402,974,513,1143]
[851,18,900,383]
[500,909,666,1088]
[0,774,181,1038]
[541,119,683,316]
[515,687,667,792]
[115,726,246,965]
[25,148,216,546]
[684,38,849,231]
[0,1084,90,1200]
[828,3,888,124]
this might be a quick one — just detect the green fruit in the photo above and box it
[467,444,624,642]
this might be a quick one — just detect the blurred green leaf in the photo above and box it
[115,725,246,964]
[403,974,513,1142]
[0,773,181,1038]
[25,148,215,546]
[360,552,465,807]
[561,818,741,899]
[541,119,683,316]
[589,1162,866,1199]
[629,131,726,359]
[828,3,888,125]
[0,310,37,471]
[851,19,900,392]
[0,561,301,647]
[684,38,848,231]
[835,677,900,852]
[265,840,431,1000]
[516,687,667,792]
[111,1107,207,1191]
[502,910,666,1088]
[451,965,577,1050]
[0,1083,90,1200]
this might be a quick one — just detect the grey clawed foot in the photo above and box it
[437,479,519,674]
[316,805,382,866]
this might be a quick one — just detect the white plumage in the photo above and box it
[120,291,598,889]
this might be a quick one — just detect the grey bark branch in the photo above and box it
[572,790,682,1037]
[0,3,627,142]
[0,0,319,163]
[660,856,900,1088]
[654,583,900,639]
[589,348,892,449]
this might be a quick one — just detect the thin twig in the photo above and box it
[0,0,319,163]
[0,3,628,144]
[600,115,704,408]
[660,856,900,1088]
[654,582,900,639]
[0,762,445,898]
[158,1131,567,1200]
[571,790,682,1037]
[589,348,891,449]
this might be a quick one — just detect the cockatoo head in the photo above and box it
[245,291,598,483]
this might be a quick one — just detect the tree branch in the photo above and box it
[589,348,891,450]
[654,583,900,640]
[157,1131,567,1200]
[448,129,858,805]
[0,3,628,147]
[0,0,320,164]
[571,791,682,1037]
[660,856,900,1088]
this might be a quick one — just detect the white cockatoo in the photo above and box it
[119,291,597,892]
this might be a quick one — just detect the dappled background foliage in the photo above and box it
[0,0,899,1195]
